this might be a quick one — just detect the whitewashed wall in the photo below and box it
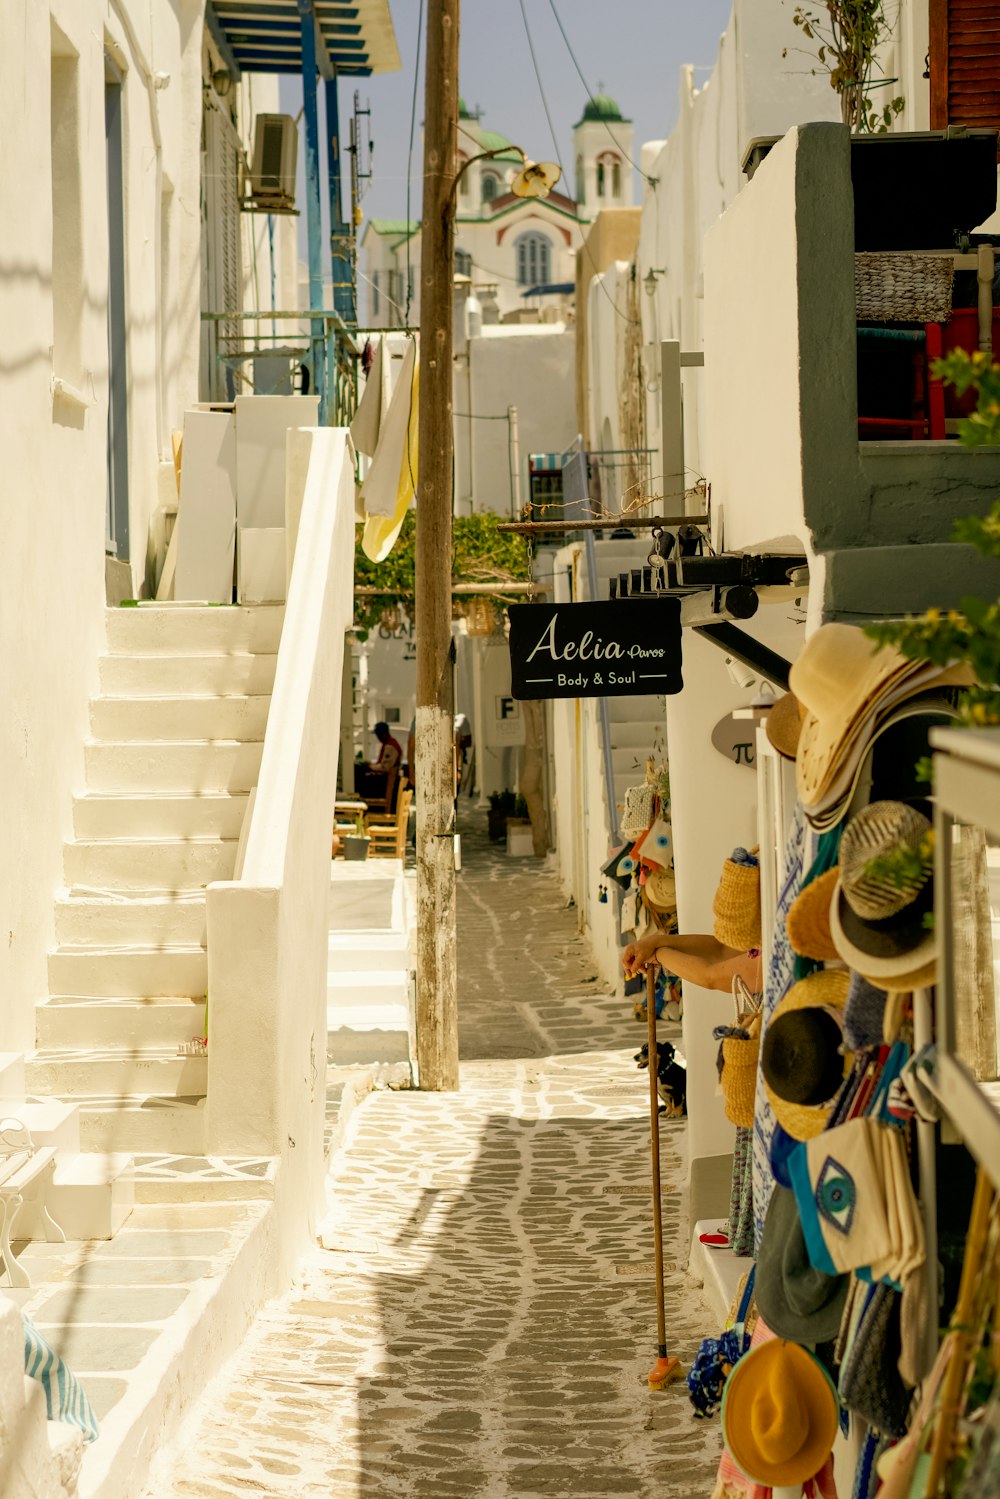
[453,326,577,518]
[0,2,290,1054]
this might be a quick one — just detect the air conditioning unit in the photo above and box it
[250,114,297,205]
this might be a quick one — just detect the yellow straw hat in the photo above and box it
[763,970,851,1141]
[722,1339,839,1487]
[765,691,805,761]
[786,867,840,961]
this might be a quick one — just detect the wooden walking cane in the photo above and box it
[645,962,682,1390]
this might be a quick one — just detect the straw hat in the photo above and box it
[765,691,805,760]
[803,692,963,832]
[722,1338,839,1487]
[786,867,840,961]
[829,801,936,982]
[644,867,677,914]
[712,851,761,951]
[763,970,851,1140]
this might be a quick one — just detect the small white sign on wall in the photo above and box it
[493,694,525,746]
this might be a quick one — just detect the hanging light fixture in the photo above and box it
[510,159,562,199]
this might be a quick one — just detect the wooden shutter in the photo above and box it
[929,0,1000,130]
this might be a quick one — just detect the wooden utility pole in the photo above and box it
[414,0,460,1091]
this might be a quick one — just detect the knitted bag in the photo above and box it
[621,782,657,837]
[712,849,762,950]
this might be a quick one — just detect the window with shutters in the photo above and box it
[515,232,551,287]
[929,0,1000,130]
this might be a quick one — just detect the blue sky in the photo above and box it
[282,0,734,248]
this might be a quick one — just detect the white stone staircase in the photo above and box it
[587,539,668,821]
[327,862,414,1066]
[26,604,282,1180]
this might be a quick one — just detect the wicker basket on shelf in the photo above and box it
[854,252,954,324]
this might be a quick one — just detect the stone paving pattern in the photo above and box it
[145,818,724,1498]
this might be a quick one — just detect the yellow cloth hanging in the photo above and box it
[361,347,419,563]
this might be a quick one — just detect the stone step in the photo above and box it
[84,739,264,793]
[90,695,270,744]
[1,1099,81,1163]
[99,652,278,698]
[0,1052,26,1100]
[606,694,667,722]
[327,969,410,1066]
[76,1094,206,1154]
[327,930,410,973]
[48,946,207,1000]
[105,603,283,654]
[55,892,206,947]
[74,790,250,841]
[609,720,667,750]
[64,837,236,891]
[36,996,206,1050]
[131,1156,279,1204]
[44,1152,134,1240]
[26,1048,207,1098]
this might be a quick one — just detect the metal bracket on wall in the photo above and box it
[692,622,792,691]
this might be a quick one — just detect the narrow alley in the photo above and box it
[143,821,723,1499]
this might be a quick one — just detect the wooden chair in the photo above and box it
[363,762,398,816]
[368,787,412,860]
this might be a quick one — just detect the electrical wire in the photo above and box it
[517,0,564,176]
[544,0,653,184]
[404,0,425,329]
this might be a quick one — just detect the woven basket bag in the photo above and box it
[712,855,762,950]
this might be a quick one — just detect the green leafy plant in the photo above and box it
[353,513,532,636]
[863,829,935,892]
[865,351,1000,732]
[784,0,905,132]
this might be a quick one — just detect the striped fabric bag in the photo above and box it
[23,1315,100,1442]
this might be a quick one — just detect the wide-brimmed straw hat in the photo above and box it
[790,623,972,819]
[765,691,805,760]
[829,801,936,982]
[722,1335,840,1487]
[643,867,677,914]
[763,970,851,1140]
[804,692,963,833]
[786,867,840,961]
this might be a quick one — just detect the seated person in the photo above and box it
[354,721,403,804]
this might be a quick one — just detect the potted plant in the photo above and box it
[487,790,517,842]
[343,810,371,862]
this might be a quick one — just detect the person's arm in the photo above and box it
[622,930,761,994]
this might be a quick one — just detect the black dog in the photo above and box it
[634,1041,687,1118]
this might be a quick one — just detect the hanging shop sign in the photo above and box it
[508,599,683,701]
[711,711,758,769]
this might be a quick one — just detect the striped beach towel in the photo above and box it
[23,1316,99,1442]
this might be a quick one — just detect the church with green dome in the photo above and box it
[361,92,633,327]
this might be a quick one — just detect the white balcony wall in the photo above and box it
[207,427,354,1267]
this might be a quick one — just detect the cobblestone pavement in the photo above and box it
[145,818,723,1499]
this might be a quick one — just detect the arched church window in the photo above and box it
[597,161,605,197]
[515,232,551,287]
[612,160,622,197]
[482,173,500,204]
